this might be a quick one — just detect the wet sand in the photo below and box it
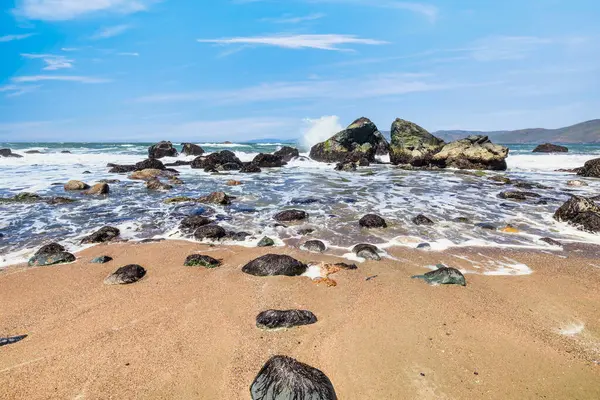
[1,240,599,399]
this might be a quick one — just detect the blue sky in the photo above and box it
[0,0,599,142]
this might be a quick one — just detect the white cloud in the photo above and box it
[21,53,74,70]
[91,24,131,40]
[0,33,35,42]
[469,36,553,61]
[260,13,326,24]
[117,52,140,56]
[198,34,387,51]
[12,75,111,83]
[15,0,158,21]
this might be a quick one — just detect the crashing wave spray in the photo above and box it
[300,116,343,151]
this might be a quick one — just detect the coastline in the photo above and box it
[1,241,599,399]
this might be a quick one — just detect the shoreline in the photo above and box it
[1,241,599,399]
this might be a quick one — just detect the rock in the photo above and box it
[297,228,315,235]
[274,210,308,222]
[359,214,387,228]
[533,143,568,153]
[164,160,192,167]
[0,192,41,204]
[567,180,588,187]
[28,243,76,267]
[64,180,90,191]
[352,244,381,261]
[0,335,28,347]
[198,191,232,205]
[25,150,42,154]
[432,135,509,170]
[389,118,445,166]
[0,148,23,158]
[91,256,113,264]
[540,237,562,247]
[180,216,212,234]
[334,161,357,172]
[476,223,496,230]
[256,310,317,330]
[108,164,136,173]
[242,254,307,276]
[165,197,195,204]
[129,169,165,180]
[412,214,434,226]
[169,176,184,185]
[333,262,358,270]
[258,236,275,247]
[513,181,550,190]
[250,355,337,400]
[412,265,466,286]
[192,150,242,171]
[489,175,512,184]
[82,171,91,174]
[454,217,470,224]
[498,191,541,201]
[104,264,146,285]
[81,226,120,244]
[226,231,251,241]
[577,158,600,178]
[184,254,221,268]
[148,141,178,159]
[145,178,172,191]
[253,153,286,168]
[553,196,600,234]
[309,117,382,163]
[417,243,431,250]
[273,146,300,162]
[182,143,205,156]
[194,225,227,240]
[569,211,600,233]
[373,131,390,155]
[227,180,242,186]
[83,183,109,195]
[61,150,71,154]
[46,196,76,205]
[240,163,262,173]
[135,158,166,171]
[302,240,326,253]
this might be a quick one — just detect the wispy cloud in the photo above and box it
[91,24,131,40]
[21,53,74,70]
[117,52,140,56]
[12,75,111,84]
[260,13,326,24]
[0,33,35,42]
[198,34,387,51]
[15,0,158,21]
[0,84,40,98]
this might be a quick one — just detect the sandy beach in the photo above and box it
[1,241,599,399]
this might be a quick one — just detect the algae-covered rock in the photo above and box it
[389,118,445,166]
[412,265,466,286]
[432,135,509,170]
[28,243,76,267]
[242,254,307,277]
[184,254,222,268]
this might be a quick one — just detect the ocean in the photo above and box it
[1,141,599,267]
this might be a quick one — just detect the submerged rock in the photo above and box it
[198,191,232,205]
[104,264,146,285]
[540,237,562,247]
[148,141,178,159]
[91,255,113,264]
[258,236,275,247]
[109,164,136,173]
[256,310,317,330]
[146,178,173,191]
[334,161,357,172]
[253,153,286,168]
[0,148,23,158]
[28,243,76,267]
[352,244,381,261]
[389,118,445,167]
[577,158,600,178]
[83,183,109,195]
[359,214,387,228]
[81,226,120,244]
[182,143,205,156]
[184,254,221,268]
[242,254,307,276]
[302,240,326,253]
[273,146,300,162]
[240,163,262,173]
[180,216,212,235]
[498,191,541,201]
[553,196,600,233]
[533,143,568,153]
[194,225,227,240]
[309,117,383,163]
[64,180,90,191]
[274,210,308,222]
[432,135,509,170]
[412,214,434,226]
[250,355,337,400]
[412,265,466,286]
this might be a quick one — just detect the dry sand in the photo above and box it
[1,240,599,399]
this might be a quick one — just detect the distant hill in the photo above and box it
[434,119,600,144]
[244,138,295,144]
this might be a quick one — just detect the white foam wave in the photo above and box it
[508,154,597,172]
[300,116,343,151]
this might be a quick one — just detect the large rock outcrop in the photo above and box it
[553,196,600,233]
[309,117,384,163]
[0,149,23,158]
[148,141,178,159]
[389,119,445,166]
[181,143,205,156]
[577,158,600,178]
[533,143,568,153]
[191,150,243,171]
[273,146,299,162]
[432,135,509,170]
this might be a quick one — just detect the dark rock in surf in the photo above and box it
[146,178,172,191]
[148,141,178,159]
[226,231,251,241]
[302,240,326,253]
[274,210,308,223]
[242,254,307,277]
[83,183,109,195]
[240,163,262,173]
[539,237,562,247]
[25,150,42,154]
[359,214,387,228]
[258,236,275,247]
[334,161,357,172]
[164,160,192,167]
[498,191,541,201]
[412,214,434,226]
[577,158,600,178]
[256,310,317,330]
[476,222,497,230]
[273,146,300,162]
[180,216,212,235]
[198,191,232,205]
[553,196,600,233]
[104,264,146,285]
[91,256,113,264]
[488,175,512,184]
[61,150,71,154]
[28,243,76,267]
[533,143,568,153]
[194,225,227,241]
[333,262,358,270]
[0,335,28,347]
[184,254,221,268]
[253,153,286,168]
[108,164,136,173]
[352,244,381,261]
[192,150,242,171]
[81,226,120,244]
[250,355,337,400]
[182,143,205,156]
[135,158,166,171]
[412,265,466,286]
[64,180,90,191]
[432,135,509,170]
[389,119,445,167]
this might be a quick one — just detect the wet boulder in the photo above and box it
[352,244,381,261]
[28,243,76,267]
[432,135,509,170]
[192,150,242,171]
[104,264,146,285]
[146,178,172,191]
[0,148,23,158]
[309,117,382,163]
[242,254,307,276]
[253,153,286,168]
[240,163,262,173]
[91,256,113,264]
[64,180,90,191]
[0,335,28,347]
[194,225,227,240]
[533,143,568,153]
[250,355,337,400]
[81,226,120,244]
[184,254,222,268]
[412,214,434,226]
[553,196,600,234]
[373,131,390,155]
[412,265,466,286]
[389,118,445,166]
[198,191,232,205]
[258,237,275,247]
[359,214,387,228]
[108,164,136,173]
[334,161,357,172]
[179,215,212,235]
[539,237,562,247]
[182,143,205,156]
[83,183,109,195]
[148,141,178,159]
[273,146,300,162]
[274,210,308,223]
[302,240,326,253]
[577,158,600,178]
[135,158,166,171]
[256,310,317,330]
[130,169,166,180]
